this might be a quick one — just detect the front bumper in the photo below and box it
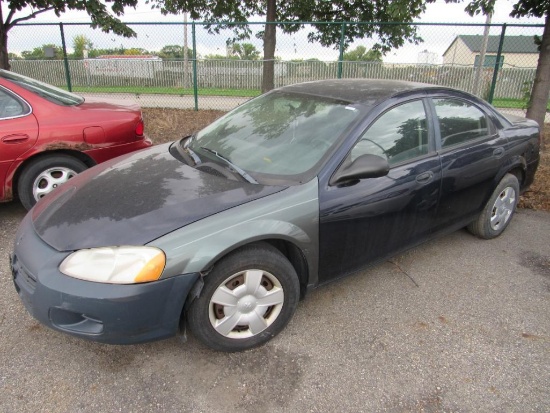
[11,214,199,345]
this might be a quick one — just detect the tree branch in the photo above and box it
[7,7,56,29]
[5,7,16,26]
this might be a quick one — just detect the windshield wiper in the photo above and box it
[200,146,258,184]
[186,146,202,165]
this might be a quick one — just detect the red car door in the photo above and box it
[0,88,38,201]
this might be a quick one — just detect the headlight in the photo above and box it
[59,246,166,284]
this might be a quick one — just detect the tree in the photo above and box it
[124,48,149,55]
[458,0,549,135]
[158,44,193,59]
[230,43,260,60]
[156,0,432,93]
[88,47,126,58]
[343,46,383,62]
[72,34,93,59]
[204,53,234,60]
[0,0,139,70]
[21,44,63,60]
[512,1,550,135]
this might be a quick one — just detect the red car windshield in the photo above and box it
[0,70,84,106]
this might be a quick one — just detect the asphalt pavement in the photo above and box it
[0,200,549,412]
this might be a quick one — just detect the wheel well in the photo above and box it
[507,166,525,188]
[261,239,309,299]
[180,239,310,332]
[12,150,96,198]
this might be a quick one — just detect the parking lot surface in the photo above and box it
[1,201,549,412]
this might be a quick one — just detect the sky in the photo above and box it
[3,0,545,64]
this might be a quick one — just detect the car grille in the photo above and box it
[11,254,37,293]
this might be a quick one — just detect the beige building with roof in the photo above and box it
[443,35,539,68]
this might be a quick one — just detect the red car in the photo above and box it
[0,69,151,209]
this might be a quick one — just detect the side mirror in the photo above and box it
[330,154,389,186]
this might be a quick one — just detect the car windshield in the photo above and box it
[184,91,362,184]
[0,70,84,106]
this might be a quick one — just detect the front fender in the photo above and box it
[150,178,320,286]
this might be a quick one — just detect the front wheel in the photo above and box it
[187,243,300,352]
[17,155,88,210]
[467,173,519,239]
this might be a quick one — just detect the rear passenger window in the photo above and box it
[0,89,28,119]
[434,99,489,148]
[351,100,429,165]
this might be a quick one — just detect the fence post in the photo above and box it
[488,23,506,104]
[59,23,72,92]
[337,23,346,79]
[192,22,198,111]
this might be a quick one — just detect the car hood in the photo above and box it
[31,143,285,251]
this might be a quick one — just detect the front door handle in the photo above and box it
[416,171,434,184]
[2,134,30,144]
[493,147,505,159]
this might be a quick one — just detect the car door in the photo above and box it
[0,87,37,200]
[318,98,442,282]
[429,96,507,233]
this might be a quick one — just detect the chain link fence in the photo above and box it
[6,21,545,112]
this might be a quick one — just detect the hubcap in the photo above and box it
[209,269,285,339]
[32,167,77,201]
[490,186,516,231]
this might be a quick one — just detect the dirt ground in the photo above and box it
[142,108,550,212]
[143,108,226,145]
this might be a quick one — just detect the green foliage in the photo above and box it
[457,0,549,129]
[72,35,93,59]
[123,48,150,55]
[458,0,548,19]
[1,0,142,68]
[87,46,126,57]
[20,42,153,60]
[521,80,533,110]
[343,46,383,62]
[153,0,431,53]
[2,1,139,36]
[229,43,260,60]
[204,54,236,60]
[158,45,193,59]
[510,0,550,18]
[21,44,63,60]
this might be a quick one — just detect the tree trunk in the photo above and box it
[526,12,550,141]
[261,0,276,93]
[0,28,10,70]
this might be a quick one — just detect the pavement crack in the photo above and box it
[388,259,419,287]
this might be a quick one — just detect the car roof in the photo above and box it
[278,79,444,105]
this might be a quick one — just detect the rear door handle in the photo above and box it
[493,147,505,159]
[2,134,30,144]
[416,171,434,184]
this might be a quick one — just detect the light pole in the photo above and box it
[183,12,189,89]
[473,6,493,97]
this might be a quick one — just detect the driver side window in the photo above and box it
[351,100,429,165]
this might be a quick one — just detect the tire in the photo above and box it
[467,173,520,239]
[187,243,300,352]
[18,155,87,210]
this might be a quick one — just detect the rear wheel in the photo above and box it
[467,173,519,239]
[187,243,300,352]
[18,155,87,210]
